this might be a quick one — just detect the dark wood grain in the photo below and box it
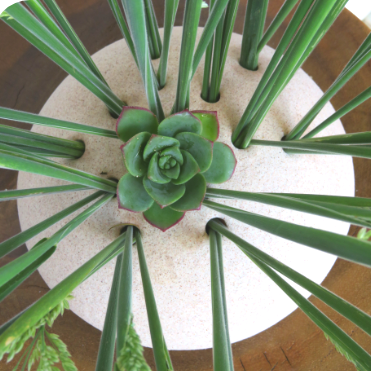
[1,1,371,370]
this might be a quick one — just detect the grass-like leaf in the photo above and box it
[0,107,118,138]
[0,191,102,259]
[208,225,234,371]
[206,188,371,228]
[0,239,56,303]
[144,0,162,59]
[286,32,371,141]
[121,0,164,121]
[250,138,371,159]
[0,184,89,202]
[106,0,137,64]
[0,232,127,351]
[43,0,109,84]
[247,254,371,370]
[232,0,314,145]
[301,131,371,145]
[4,4,124,116]
[0,143,117,193]
[208,220,371,338]
[116,226,133,356]
[233,0,347,148]
[302,86,371,139]
[240,0,269,71]
[95,254,122,371]
[257,0,300,53]
[203,200,371,268]
[135,229,174,371]
[0,123,85,158]
[0,193,112,288]
[173,0,203,112]
[157,0,179,88]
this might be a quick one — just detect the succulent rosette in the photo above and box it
[116,107,236,231]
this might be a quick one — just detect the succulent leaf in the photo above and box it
[170,173,206,212]
[117,174,154,212]
[161,163,181,179]
[202,142,236,183]
[143,178,186,207]
[147,152,171,184]
[121,132,151,177]
[116,107,159,142]
[175,132,213,173]
[160,146,184,165]
[192,111,219,141]
[157,110,202,137]
[143,135,180,161]
[172,150,200,185]
[143,203,185,232]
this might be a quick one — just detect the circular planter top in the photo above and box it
[1,0,371,369]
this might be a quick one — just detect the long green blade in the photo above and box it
[121,0,164,121]
[4,4,124,116]
[173,0,203,112]
[0,191,101,259]
[107,0,137,64]
[116,226,133,355]
[208,220,371,338]
[0,184,89,202]
[0,143,117,193]
[205,188,371,228]
[144,0,162,59]
[135,229,173,371]
[240,0,269,70]
[0,242,56,303]
[257,0,300,52]
[250,138,371,159]
[248,253,371,370]
[0,232,126,350]
[0,193,112,288]
[203,200,371,268]
[209,227,234,371]
[43,0,109,84]
[0,107,117,138]
[95,254,123,371]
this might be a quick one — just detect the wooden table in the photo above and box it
[1,1,371,370]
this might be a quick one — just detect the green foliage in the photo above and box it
[116,107,235,230]
[115,316,151,371]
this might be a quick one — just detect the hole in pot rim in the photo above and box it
[200,92,221,104]
[205,218,228,235]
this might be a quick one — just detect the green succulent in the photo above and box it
[116,107,236,231]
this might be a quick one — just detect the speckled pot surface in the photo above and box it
[17,28,354,350]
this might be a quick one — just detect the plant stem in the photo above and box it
[136,229,174,371]
[116,226,133,356]
[209,226,234,371]
[208,219,371,339]
[157,0,179,88]
[4,4,124,116]
[300,132,371,145]
[95,255,122,371]
[0,191,102,259]
[240,0,269,71]
[121,0,164,121]
[0,143,117,193]
[302,86,371,139]
[0,184,89,202]
[144,0,162,59]
[0,231,126,349]
[107,0,138,65]
[173,0,203,113]
[231,0,315,145]
[257,0,300,53]
[235,0,347,148]
[203,200,371,268]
